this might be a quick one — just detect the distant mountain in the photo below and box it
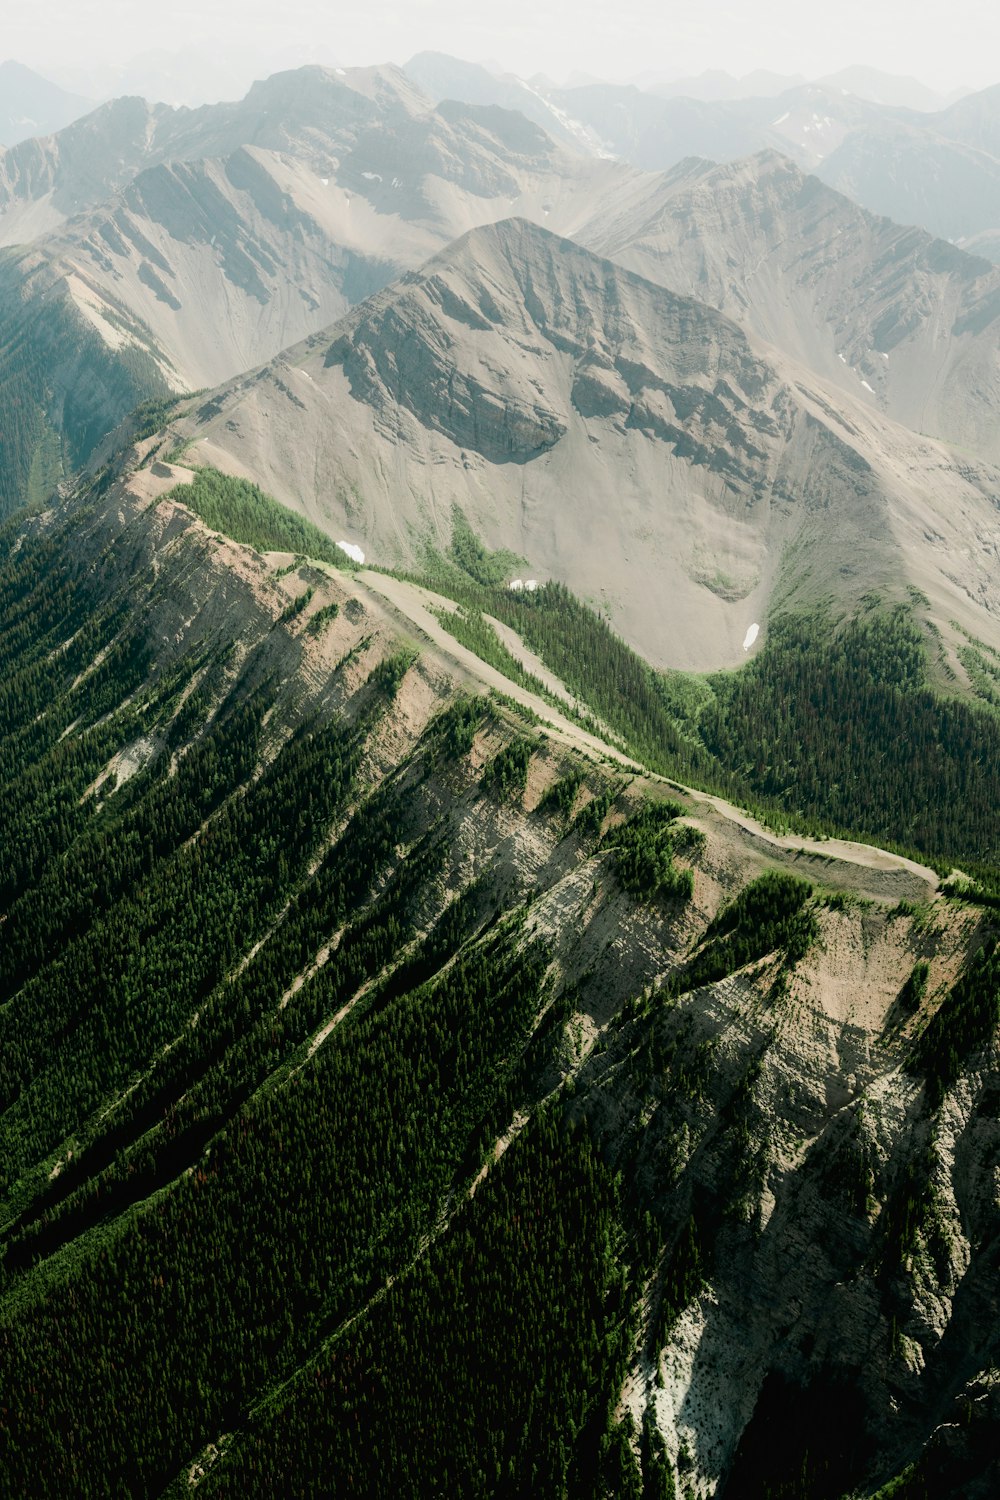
[0,66,628,510]
[817,65,950,112]
[649,68,806,101]
[578,150,1000,464]
[172,218,1000,674]
[0,59,94,146]
[403,51,603,154]
[0,65,433,243]
[403,58,1000,258]
[933,82,1000,156]
[514,79,891,173]
[643,66,949,111]
[816,88,1000,251]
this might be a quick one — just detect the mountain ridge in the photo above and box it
[167,215,1000,677]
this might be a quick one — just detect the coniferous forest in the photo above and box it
[0,469,997,1499]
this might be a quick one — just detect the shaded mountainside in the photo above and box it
[0,66,628,509]
[0,245,171,515]
[171,216,1000,677]
[579,150,1000,466]
[0,453,998,1498]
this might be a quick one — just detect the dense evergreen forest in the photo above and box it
[0,505,699,1497]
[167,467,354,567]
[0,461,998,1497]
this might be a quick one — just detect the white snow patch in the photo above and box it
[772,111,790,124]
[509,578,539,592]
[861,379,875,393]
[838,352,847,362]
[742,622,760,652]
[335,67,346,76]
[320,176,329,186]
[880,351,889,360]
[337,540,365,565]
[361,171,382,183]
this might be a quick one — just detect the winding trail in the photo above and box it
[351,569,940,903]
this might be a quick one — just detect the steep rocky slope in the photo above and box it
[21,105,620,394]
[0,65,429,240]
[0,451,997,1498]
[0,243,172,515]
[579,150,1000,465]
[171,217,1000,675]
[0,66,632,508]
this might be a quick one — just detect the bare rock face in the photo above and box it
[172,217,1000,674]
[579,149,1000,465]
[325,273,568,463]
[321,218,782,471]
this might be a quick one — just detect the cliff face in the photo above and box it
[0,453,996,1497]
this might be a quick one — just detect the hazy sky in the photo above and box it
[4,0,998,93]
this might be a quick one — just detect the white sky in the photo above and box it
[3,0,998,94]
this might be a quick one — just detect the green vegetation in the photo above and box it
[484,734,534,800]
[898,961,931,1014]
[909,934,1000,1108]
[306,600,340,635]
[447,504,526,587]
[168,468,348,565]
[435,603,548,698]
[671,872,817,994]
[538,768,584,820]
[953,622,1000,710]
[0,500,996,1499]
[396,518,1000,871]
[277,586,314,623]
[603,801,694,902]
[195,1112,630,1498]
[0,251,170,516]
[0,520,657,1498]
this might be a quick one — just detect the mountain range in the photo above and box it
[1,48,1000,1500]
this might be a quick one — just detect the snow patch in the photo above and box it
[772,111,790,125]
[509,579,539,592]
[861,379,875,393]
[361,171,382,183]
[743,623,760,652]
[337,540,365,565]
